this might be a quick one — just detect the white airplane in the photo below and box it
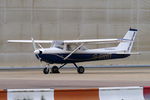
[8,28,138,74]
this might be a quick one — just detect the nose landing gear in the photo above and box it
[43,67,49,74]
[43,66,59,74]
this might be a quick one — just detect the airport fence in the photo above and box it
[0,86,150,100]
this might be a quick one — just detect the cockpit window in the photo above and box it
[52,41,64,49]
[66,44,87,51]
[56,45,63,49]
[51,41,87,51]
[66,44,76,51]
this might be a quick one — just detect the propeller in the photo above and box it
[31,37,42,61]
[31,37,37,50]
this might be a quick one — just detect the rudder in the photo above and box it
[117,28,138,53]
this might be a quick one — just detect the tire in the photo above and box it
[51,66,59,73]
[43,67,49,74]
[77,66,85,74]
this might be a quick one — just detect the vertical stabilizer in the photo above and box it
[117,28,138,53]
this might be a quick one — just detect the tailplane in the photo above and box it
[117,28,138,53]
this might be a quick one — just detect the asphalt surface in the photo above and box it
[0,67,150,89]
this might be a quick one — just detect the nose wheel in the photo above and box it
[43,67,49,74]
[43,66,60,74]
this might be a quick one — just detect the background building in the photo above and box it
[0,0,150,66]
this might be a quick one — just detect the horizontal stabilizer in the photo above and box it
[114,52,140,55]
[93,51,140,55]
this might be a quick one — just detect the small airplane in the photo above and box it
[8,28,138,74]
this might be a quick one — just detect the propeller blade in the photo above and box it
[31,37,37,50]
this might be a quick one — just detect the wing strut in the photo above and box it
[64,43,84,60]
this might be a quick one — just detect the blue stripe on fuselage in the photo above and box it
[36,53,130,64]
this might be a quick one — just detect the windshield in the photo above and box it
[52,41,64,49]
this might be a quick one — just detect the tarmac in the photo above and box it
[0,66,150,89]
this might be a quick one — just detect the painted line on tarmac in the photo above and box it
[0,65,150,70]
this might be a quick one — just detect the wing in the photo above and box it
[64,38,129,44]
[7,38,129,44]
[7,40,53,43]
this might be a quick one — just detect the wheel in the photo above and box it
[43,67,49,74]
[51,66,60,73]
[77,66,85,74]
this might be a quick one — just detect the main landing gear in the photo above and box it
[73,63,85,74]
[51,66,59,73]
[42,63,85,74]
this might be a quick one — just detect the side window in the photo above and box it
[67,45,71,51]
[66,44,87,51]
[56,45,63,49]
[66,44,78,51]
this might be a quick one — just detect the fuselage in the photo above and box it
[34,47,130,64]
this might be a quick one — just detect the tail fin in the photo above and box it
[117,28,138,53]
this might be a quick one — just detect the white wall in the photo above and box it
[0,0,150,66]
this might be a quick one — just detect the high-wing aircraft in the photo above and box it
[8,28,138,74]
